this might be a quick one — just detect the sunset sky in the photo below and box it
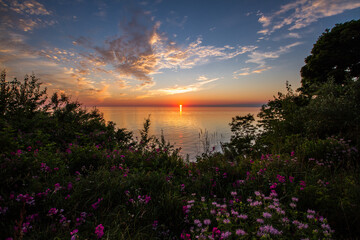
[1,0,359,107]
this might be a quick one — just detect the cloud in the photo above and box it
[233,67,272,78]
[234,42,302,77]
[1,0,51,15]
[0,0,54,32]
[137,76,219,98]
[155,37,257,70]
[258,0,360,35]
[246,42,302,66]
[75,13,256,86]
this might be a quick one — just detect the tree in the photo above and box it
[300,19,360,95]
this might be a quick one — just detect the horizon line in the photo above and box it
[84,103,265,108]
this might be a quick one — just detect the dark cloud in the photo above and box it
[77,11,161,84]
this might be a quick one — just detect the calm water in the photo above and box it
[96,106,260,160]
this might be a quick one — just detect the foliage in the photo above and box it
[222,114,257,158]
[299,19,360,95]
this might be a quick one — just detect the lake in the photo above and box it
[96,106,260,160]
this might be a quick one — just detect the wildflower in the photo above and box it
[152,220,158,230]
[212,227,221,238]
[300,181,306,190]
[263,212,272,218]
[270,191,278,197]
[256,218,264,223]
[92,198,103,210]
[231,191,237,196]
[238,214,248,219]
[257,225,282,236]
[48,208,58,216]
[289,176,295,183]
[291,197,299,202]
[270,183,277,189]
[54,183,61,193]
[223,219,230,224]
[250,201,262,207]
[307,209,316,214]
[277,175,286,183]
[221,231,231,238]
[290,203,296,208]
[236,229,246,236]
[95,224,104,238]
[203,219,211,225]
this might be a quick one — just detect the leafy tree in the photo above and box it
[0,71,132,154]
[222,114,257,157]
[300,19,360,95]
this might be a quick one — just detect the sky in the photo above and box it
[1,0,359,107]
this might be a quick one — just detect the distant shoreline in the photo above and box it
[85,104,265,108]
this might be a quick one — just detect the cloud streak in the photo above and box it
[137,75,219,98]
[234,42,302,77]
[258,0,360,35]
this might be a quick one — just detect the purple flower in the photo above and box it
[270,183,277,189]
[92,198,103,210]
[256,218,264,224]
[238,214,248,220]
[48,208,58,216]
[152,220,158,230]
[54,183,61,193]
[263,212,272,218]
[67,182,73,191]
[300,181,306,190]
[203,219,211,225]
[95,224,104,238]
[277,175,286,183]
[223,219,230,224]
[257,225,282,236]
[236,229,246,236]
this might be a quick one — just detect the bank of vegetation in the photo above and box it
[1,20,359,239]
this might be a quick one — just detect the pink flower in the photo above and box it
[92,198,103,210]
[289,176,294,183]
[270,183,277,189]
[236,229,246,236]
[48,208,58,216]
[95,224,104,238]
[300,180,306,190]
[276,175,286,183]
[263,212,272,218]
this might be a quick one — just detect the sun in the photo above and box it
[179,104,182,112]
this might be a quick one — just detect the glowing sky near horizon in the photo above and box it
[0,0,359,106]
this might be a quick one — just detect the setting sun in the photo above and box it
[179,104,182,112]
